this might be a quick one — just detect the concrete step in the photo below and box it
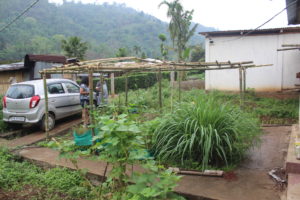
[286,125,300,200]
[286,125,300,174]
[17,147,282,200]
[287,173,300,200]
[7,118,81,149]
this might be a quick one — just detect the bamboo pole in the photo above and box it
[41,64,272,75]
[239,66,243,107]
[277,47,300,51]
[88,69,95,137]
[158,68,162,109]
[242,67,246,104]
[243,67,246,97]
[110,73,115,98]
[170,78,174,113]
[178,70,181,102]
[170,71,175,87]
[42,72,49,140]
[99,73,104,106]
[125,74,128,106]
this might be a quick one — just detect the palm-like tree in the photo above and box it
[158,33,168,60]
[159,0,197,62]
[61,36,88,60]
[133,45,141,57]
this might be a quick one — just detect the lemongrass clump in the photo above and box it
[152,96,261,169]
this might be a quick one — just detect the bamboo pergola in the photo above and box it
[40,56,271,139]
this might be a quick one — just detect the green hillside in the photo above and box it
[0,0,216,61]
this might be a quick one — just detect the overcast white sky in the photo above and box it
[49,0,292,30]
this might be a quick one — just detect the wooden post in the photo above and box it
[170,78,174,112]
[88,69,95,137]
[178,71,181,102]
[158,68,162,109]
[110,73,115,98]
[125,74,128,106]
[242,67,246,103]
[243,67,246,92]
[99,73,104,106]
[239,66,243,107]
[42,71,49,140]
[170,71,175,87]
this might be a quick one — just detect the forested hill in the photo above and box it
[0,0,216,61]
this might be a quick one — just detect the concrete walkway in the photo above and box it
[7,118,81,149]
[11,126,291,200]
[286,125,300,200]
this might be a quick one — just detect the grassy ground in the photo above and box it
[113,81,298,125]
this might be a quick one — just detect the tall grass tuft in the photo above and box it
[152,95,261,169]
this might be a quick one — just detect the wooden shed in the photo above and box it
[0,54,70,95]
[0,62,26,95]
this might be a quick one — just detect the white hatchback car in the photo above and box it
[2,79,93,131]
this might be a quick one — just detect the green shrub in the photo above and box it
[0,148,92,199]
[89,72,170,93]
[152,95,261,169]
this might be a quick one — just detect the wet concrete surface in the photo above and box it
[176,126,291,200]
[13,126,291,200]
[241,126,290,170]
[7,115,81,148]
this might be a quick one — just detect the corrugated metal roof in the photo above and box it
[0,62,24,72]
[199,26,300,37]
[26,54,67,64]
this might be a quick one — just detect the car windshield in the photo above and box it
[6,85,34,99]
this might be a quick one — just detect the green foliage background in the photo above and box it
[0,0,215,61]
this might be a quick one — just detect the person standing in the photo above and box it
[80,77,90,126]
[95,78,108,106]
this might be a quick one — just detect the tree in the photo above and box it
[61,36,88,60]
[190,45,205,62]
[160,0,198,83]
[115,47,128,57]
[158,33,168,60]
[141,52,146,59]
[133,45,141,57]
[159,0,198,62]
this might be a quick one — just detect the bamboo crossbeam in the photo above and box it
[282,44,300,47]
[43,63,263,73]
[40,57,272,75]
[79,56,137,65]
[59,60,253,71]
[277,47,300,51]
[41,63,272,74]
[164,61,253,66]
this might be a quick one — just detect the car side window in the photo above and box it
[64,82,80,93]
[48,83,65,94]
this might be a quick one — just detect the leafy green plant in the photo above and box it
[152,95,261,169]
[126,161,184,200]
[0,147,92,199]
[47,113,183,199]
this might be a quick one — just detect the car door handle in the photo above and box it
[50,100,56,103]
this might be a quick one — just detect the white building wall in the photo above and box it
[205,33,300,91]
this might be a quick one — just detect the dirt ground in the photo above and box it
[176,126,291,200]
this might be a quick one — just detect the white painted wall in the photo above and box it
[205,33,300,91]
